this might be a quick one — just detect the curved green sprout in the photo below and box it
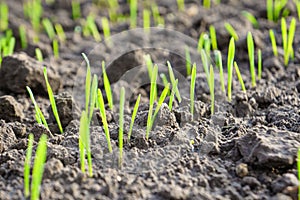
[24,133,34,198]
[247,32,256,87]
[102,61,114,110]
[269,29,278,57]
[224,23,239,41]
[234,62,246,92]
[128,94,141,141]
[118,87,125,168]
[167,61,182,103]
[227,37,235,102]
[209,65,215,115]
[190,63,196,117]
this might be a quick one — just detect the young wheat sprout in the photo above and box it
[118,87,125,168]
[247,32,256,87]
[209,65,215,115]
[214,50,225,93]
[168,79,178,111]
[269,29,278,57]
[24,133,34,198]
[227,37,235,102]
[167,61,182,103]
[102,61,114,110]
[190,63,197,117]
[234,62,246,92]
[128,94,141,141]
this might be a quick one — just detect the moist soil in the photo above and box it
[1,0,300,199]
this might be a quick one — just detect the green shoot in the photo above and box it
[234,62,246,92]
[203,33,211,54]
[128,94,141,141]
[160,73,169,91]
[247,32,256,87]
[86,15,101,42]
[52,39,59,58]
[35,48,43,62]
[227,37,235,102]
[224,23,239,41]
[151,83,170,127]
[19,25,28,49]
[209,25,218,50]
[31,134,47,200]
[79,111,93,177]
[168,79,178,111]
[284,17,296,66]
[241,11,259,28]
[203,0,211,9]
[102,17,111,40]
[42,18,56,40]
[24,133,34,198]
[130,0,137,28]
[197,32,205,52]
[185,46,192,76]
[214,50,225,93]
[118,87,125,168]
[26,86,48,129]
[294,0,300,20]
[72,0,81,20]
[144,55,157,100]
[88,75,98,122]
[82,53,91,112]
[269,29,278,57]
[266,0,274,21]
[177,0,185,11]
[267,0,288,22]
[200,49,209,82]
[152,4,164,27]
[167,61,182,103]
[23,0,43,37]
[281,18,287,62]
[190,63,196,116]
[54,24,66,43]
[146,64,158,140]
[0,2,8,31]
[258,49,262,80]
[143,9,151,31]
[297,148,300,200]
[102,61,114,110]
[209,65,214,115]
[43,67,63,133]
[97,89,113,153]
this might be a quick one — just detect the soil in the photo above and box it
[0,0,300,199]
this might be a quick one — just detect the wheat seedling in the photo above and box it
[209,65,215,115]
[128,94,141,141]
[190,63,196,116]
[35,48,43,62]
[247,32,256,87]
[258,49,262,80]
[269,29,278,57]
[224,22,239,41]
[209,25,218,50]
[24,133,34,198]
[214,50,225,93]
[102,61,114,110]
[167,61,182,103]
[118,87,125,168]
[227,37,235,102]
[234,62,246,92]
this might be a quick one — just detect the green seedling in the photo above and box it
[146,64,158,140]
[0,2,8,31]
[297,148,300,200]
[118,87,125,168]
[42,18,56,40]
[185,46,192,76]
[203,33,211,54]
[152,4,164,26]
[19,25,28,49]
[24,133,34,198]
[241,11,259,28]
[31,134,48,200]
[26,86,48,128]
[86,15,101,42]
[247,32,256,87]
[167,61,182,103]
[102,61,114,110]
[224,22,239,41]
[282,17,296,66]
[266,0,274,21]
[190,63,196,117]
[130,0,137,28]
[102,17,111,40]
[234,62,246,92]
[72,0,81,20]
[200,49,210,83]
[209,65,214,115]
[197,32,205,52]
[209,25,218,50]
[43,67,63,133]
[294,0,300,20]
[23,0,43,37]
[269,29,278,57]
[97,89,113,153]
[267,0,288,22]
[128,94,141,141]
[227,37,235,102]
[144,54,157,100]
[107,0,119,22]
[151,83,170,127]
[203,0,211,9]
[79,111,93,177]
[82,53,91,112]
[88,74,98,122]
[160,73,169,92]
[35,48,43,62]
[214,50,225,93]
[177,0,185,11]
[54,24,66,43]
[143,9,151,31]
[168,79,178,111]
[52,39,59,58]
[258,49,262,80]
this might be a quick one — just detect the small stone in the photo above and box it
[242,176,260,189]
[0,95,24,122]
[236,163,248,177]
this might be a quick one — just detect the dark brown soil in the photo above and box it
[0,0,300,199]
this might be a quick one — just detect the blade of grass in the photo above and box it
[214,50,225,93]
[43,67,63,133]
[88,74,98,122]
[130,0,137,28]
[97,89,113,153]
[79,111,88,174]
[168,79,178,111]
[52,39,59,59]
[177,0,185,11]
[82,53,91,112]
[35,48,43,62]
[209,25,218,50]
[224,22,239,41]
[24,133,34,198]
[19,25,28,49]
[190,63,196,117]
[269,29,278,57]
[234,61,246,92]
[102,61,114,110]
[241,11,259,28]
[227,37,235,102]
[54,24,66,43]
[151,83,170,126]
[185,46,192,76]
[209,64,214,115]
[285,17,296,66]
[118,87,125,168]
[258,49,262,80]
[102,17,111,40]
[72,0,81,20]
[167,61,182,103]
[143,9,151,31]
[42,18,56,40]
[247,32,256,87]
[31,134,47,200]
[128,94,141,141]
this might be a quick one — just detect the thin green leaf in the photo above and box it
[128,94,141,141]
